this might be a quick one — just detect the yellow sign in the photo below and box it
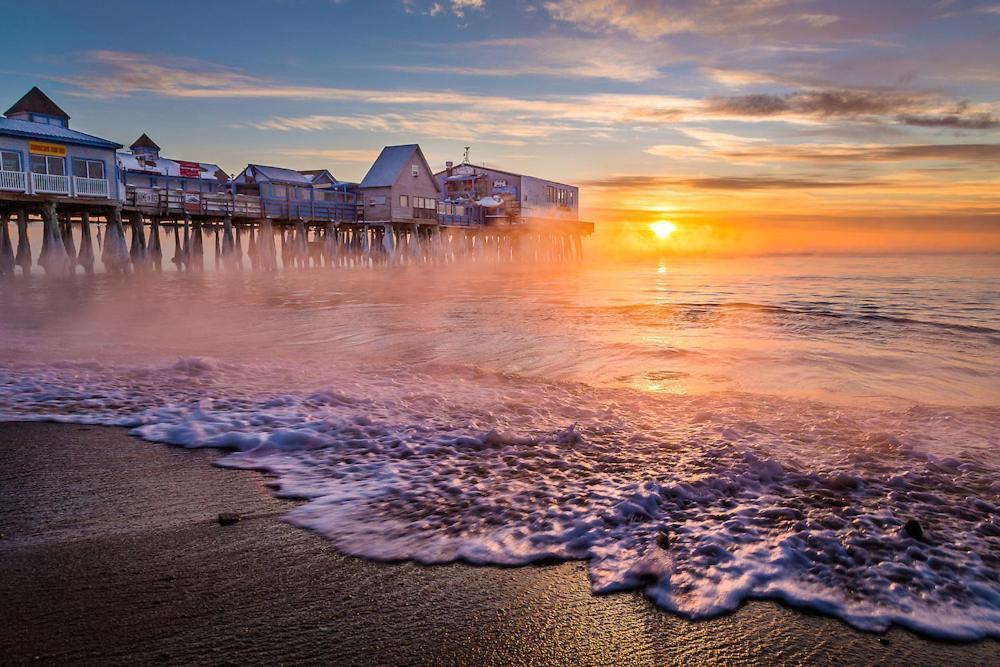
[28,141,66,157]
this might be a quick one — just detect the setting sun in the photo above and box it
[650,221,677,239]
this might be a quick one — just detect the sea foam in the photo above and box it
[1,358,997,640]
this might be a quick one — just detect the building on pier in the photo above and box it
[358,144,440,223]
[118,134,250,218]
[434,158,579,228]
[0,87,122,204]
[299,169,338,188]
[233,163,356,223]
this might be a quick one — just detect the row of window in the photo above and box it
[268,185,353,202]
[545,185,574,207]
[0,150,105,179]
[437,203,467,216]
[399,195,435,209]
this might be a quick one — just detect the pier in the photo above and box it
[0,87,592,278]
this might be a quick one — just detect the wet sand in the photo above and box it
[1,421,996,666]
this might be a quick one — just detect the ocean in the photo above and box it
[1,228,997,640]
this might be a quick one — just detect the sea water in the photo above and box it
[0,246,997,640]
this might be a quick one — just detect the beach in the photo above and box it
[1,421,996,666]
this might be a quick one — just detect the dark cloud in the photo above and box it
[897,113,999,129]
[581,175,885,190]
[706,89,923,118]
[723,143,1000,162]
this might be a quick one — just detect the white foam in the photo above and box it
[1,357,997,640]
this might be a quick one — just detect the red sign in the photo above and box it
[178,161,202,178]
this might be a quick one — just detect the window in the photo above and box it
[297,187,311,200]
[374,195,386,205]
[456,205,465,216]
[0,151,21,172]
[546,185,556,203]
[30,154,64,176]
[271,185,287,199]
[400,195,409,208]
[411,164,419,177]
[72,158,105,180]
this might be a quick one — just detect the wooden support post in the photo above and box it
[102,207,130,274]
[189,216,204,271]
[15,209,31,275]
[148,216,163,271]
[39,201,71,276]
[0,211,14,277]
[78,211,95,275]
[129,212,146,266]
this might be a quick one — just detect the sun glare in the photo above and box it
[650,221,677,240]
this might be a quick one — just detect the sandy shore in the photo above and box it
[0,422,996,666]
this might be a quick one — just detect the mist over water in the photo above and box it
[1,228,998,640]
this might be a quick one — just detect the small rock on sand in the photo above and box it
[903,519,924,541]
[217,512,241,526]
[655,530,670,549]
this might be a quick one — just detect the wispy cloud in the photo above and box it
[380,35,676,82]
[542,0,846,41]
[582,174,889,190]
[730,143,1000,163]
[275,148,381,163]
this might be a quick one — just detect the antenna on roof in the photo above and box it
[462,146,471,165]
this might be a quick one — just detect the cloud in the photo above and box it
[581,174,887,190]
[275,148,380,163]
[719,143,1000,163]
[542,0,844,41]
[245,111,587,144]
[704,89,925,118]
[897,113,999,130]
[380,35,675,82]
[451,0,485,17]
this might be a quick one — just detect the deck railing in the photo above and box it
[0,170,27,192]
[73,176,110,198]
[125,186,263,218]
[31,172,70,195]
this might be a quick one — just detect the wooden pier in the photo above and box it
[0,87,593,278]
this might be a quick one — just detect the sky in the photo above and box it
[2,0,998,254]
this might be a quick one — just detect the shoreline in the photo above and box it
[1,421,996,666]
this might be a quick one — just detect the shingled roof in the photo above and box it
[4,87,70,120]
[360,144,439,191]
[130,133,161,151]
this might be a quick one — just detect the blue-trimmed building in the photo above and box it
[118,133,253,217]
[0,87,122,201]
[233,163,357,223]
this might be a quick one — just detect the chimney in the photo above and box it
[446,161,454,176]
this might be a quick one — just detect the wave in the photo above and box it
[1,358,998,641]
[597,301,1000,340]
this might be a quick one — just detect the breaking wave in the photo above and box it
[1,357,997,641]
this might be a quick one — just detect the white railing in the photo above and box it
[73,176,110,198]
[0,170,27,192]
[31,172,69,194]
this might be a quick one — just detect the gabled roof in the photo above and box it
[0,117,121,149]
[299,169,337,184]
[243,164,313,185]
[4,87,70,120]
[130,133,161,151]
[359,144,439,191]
